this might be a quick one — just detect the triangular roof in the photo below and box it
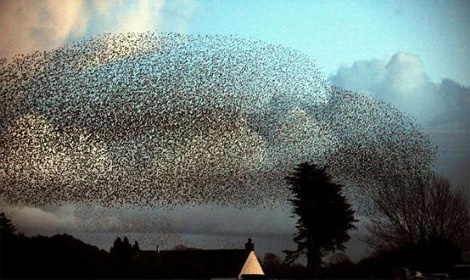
[238,251,265,279]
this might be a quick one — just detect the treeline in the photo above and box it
[2,209,469,279]
[0,213,141,279]
[262,249,469,279]
[262,252,368,279]
[1,227,110,278]
[1,214,307,279]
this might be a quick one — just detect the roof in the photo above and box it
[238,251,265,279]
[133,249,252,278]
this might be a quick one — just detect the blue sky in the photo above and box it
[1,0,469,261]
[188,0,470,86]
[2,0,469,85]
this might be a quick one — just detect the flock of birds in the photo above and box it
[0,32,436,209]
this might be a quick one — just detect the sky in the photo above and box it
[0,0,469,262]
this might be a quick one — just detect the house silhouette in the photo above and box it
[133,238,265,279]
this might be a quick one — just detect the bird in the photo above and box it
[0,31,436,210]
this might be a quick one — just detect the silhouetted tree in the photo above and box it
[110,237,123,255]
[367,174,470,272]
[110,236,139,278]
[133,240,140,252]
[0,212,16,236]
[283,162,357,278]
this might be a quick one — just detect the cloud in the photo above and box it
[117,0,165,34]
[1,202,294,250]
[115,0,197,34]
[91,0,120,17]
[430,79,470,131]
[0,0,88,58]
[384,51,427,94]
[0,0,197,58]
[24,203,293,254]
[161,0,198,34]
[329,59,386,95]
[329,51,469,131]
[2,203,78,234]
[70,204,295,238]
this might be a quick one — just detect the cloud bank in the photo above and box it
[1,201,295,251]
[2,203,78,234]
[330,51,469,131]
[0,0,88,58]
[0,0,196,58]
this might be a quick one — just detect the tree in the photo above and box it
[132,240,140,252]
[110,236,138,278]
[283,162,357,278]
[367,174,470,272]
[0,212,16,236]
[110,236,134,259]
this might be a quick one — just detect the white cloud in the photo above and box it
[384,51,427,94]
[331,59,386,95]
[0,0,198,58]
[0,0,88,58]
[162,0,198,34]
[114,0,196,34]
[329,51,469,130]
[3,203,78,234]
[117,0,165,34]
[91,0,121,17]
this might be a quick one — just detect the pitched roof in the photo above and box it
[239,251,265,279]
[134,249,251,278]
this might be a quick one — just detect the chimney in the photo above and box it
[245,238,254,252]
